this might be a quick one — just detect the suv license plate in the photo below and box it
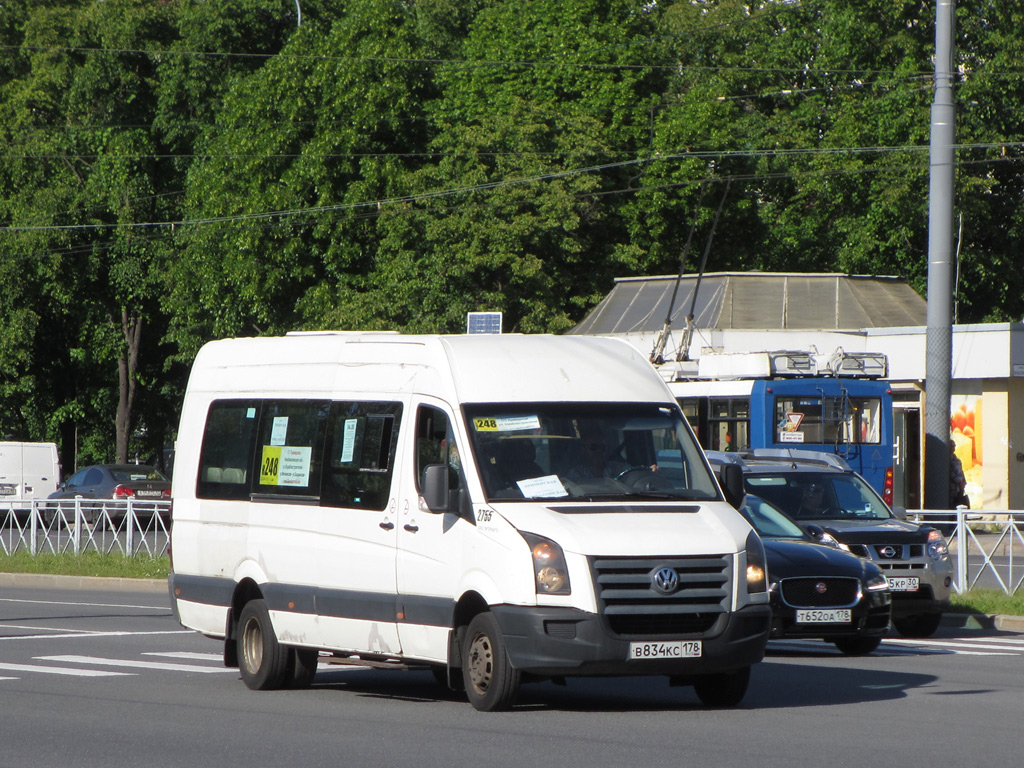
[887,577,920,592]
[628,641,702,660]
[796,609,852,624]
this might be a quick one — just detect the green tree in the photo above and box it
[354,0,666,333]
[0,0,178,466]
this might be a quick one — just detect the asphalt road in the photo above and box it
[0,583,1022,768]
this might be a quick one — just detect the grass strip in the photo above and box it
[0,551,169,580]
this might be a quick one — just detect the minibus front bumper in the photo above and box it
[490,603,771,678]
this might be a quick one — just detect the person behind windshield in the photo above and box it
[796,481,831,517]
[569,429,630,481]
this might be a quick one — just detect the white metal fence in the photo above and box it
[910,510,1023,595]
[1,500,1021,595]
[0,499,170,557]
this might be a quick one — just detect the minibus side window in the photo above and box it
[254,400,329,499]
[415,406,462,494]
[197,400,260,500]
[321,401,402,511]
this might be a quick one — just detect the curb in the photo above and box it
[0,572,167,594]
[941,611,1024,634]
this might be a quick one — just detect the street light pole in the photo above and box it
[924,0,956,509]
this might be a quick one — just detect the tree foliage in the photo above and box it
[0,0,1021,470]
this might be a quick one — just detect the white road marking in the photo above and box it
[0,597,164,611]
[37,655,236,673]
[768,637,1023,657]
[0,630,193,641]
[0,662,132,677]
[143,652,222,661]
[882,638,1024,653]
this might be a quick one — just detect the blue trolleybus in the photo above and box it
[662,350,895,504]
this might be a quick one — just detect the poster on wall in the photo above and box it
[951,395,982,510]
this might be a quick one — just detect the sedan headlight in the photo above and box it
[520,532,571,595]
[866,572,889,592]
[745,530,767,593]
[926,529,949,560]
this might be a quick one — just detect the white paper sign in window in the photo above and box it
[270,416,289,446]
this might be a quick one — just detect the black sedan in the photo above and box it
[44,464,170,525]
[739,495,892,655]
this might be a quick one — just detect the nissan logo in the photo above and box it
[815,582,828,594]
[652,567,680,595]
[879,546,898,559]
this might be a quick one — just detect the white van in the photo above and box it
[169,333,770,710]
[0,442,61,510]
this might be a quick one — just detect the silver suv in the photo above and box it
[710,449,953,637]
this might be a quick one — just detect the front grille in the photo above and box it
[848,543,925,560]
[780,577,860,608]
[591,555,731,637]
[876,562,926,572]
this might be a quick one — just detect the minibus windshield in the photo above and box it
[463,402,720,502]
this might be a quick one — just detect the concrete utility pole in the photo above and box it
[924,0,956,509]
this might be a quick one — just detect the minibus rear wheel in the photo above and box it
[238,599,290,690]
[462,612,520,711]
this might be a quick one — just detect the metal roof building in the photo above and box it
[569,272,927,335]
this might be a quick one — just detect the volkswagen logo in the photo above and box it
[652,567,680,595]
[815,582,828,594]
[879,545,898,559]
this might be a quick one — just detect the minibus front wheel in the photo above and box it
[462,612,521,712]
[238,599,290,690]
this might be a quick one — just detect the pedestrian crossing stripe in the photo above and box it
[37,655,237,673]
[0,661,132,677]
[767,638,1022,657]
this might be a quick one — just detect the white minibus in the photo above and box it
[169,333,770,710]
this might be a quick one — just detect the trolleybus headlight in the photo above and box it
[520,532,571,595]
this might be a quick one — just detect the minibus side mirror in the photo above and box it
[719,464,744,510]
[422,464,449,512]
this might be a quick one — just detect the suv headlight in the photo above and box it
[745,530,767,593]
[817,531,851,552]
[926,529,949,560]
[520,532,571,595]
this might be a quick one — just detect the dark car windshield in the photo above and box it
[463,402,719,502]
[738,495,808,539]
[743,470,891,521]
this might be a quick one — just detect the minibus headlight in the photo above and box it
[520,532,571,595]
[745,530,767,594]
